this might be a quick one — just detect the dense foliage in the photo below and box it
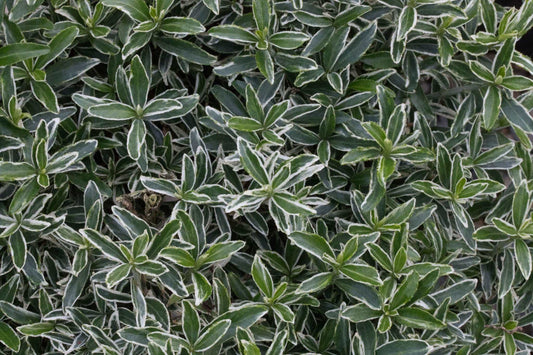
[1,0,533,354]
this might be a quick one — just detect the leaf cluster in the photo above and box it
[1,0,533,354]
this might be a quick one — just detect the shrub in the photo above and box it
[1,0,533,354]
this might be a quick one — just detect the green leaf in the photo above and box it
[389,272,419,310]
[200,241,245,265]
[386,104,406,144]
[112,206,151,239]
[318,106,335,139]
[264,101,288,127]
[10,232,26,270]
[127,119,146,161]
[245,84,263,122]
[214,55,258,76]
[334,5,372,27]
[482,86,501,130]
[0,301,41,324]
[436,143,452,189]
[377,315,392,333]
[501,95,533,133]
[81,229,128,263]
[289,231,335,259]
[380,198,416,226]
[271,303,294,323]
[160,17,205,34]
[252,0,271,30]
[341,147,381,164]
[0,321,20,352]
[514,332,533,346]
[131,235,151,259]
[208,25,258,43]
[333,22,377,71]
[393,247,407,273]
[129,55,149,108]
[377,155,396,183]
[16,322,55,336]
[376,340,429,355]
[275,53,317,72]
[396,307,445,330]
[342,304,382,323]
[202,0,220,14]
[469,61,494,82]
[480,0,497,33]
[340,264,382,286]
[182,300,200,343]
[31,80,59,113]
[194,320,231,352]
[327,72,343,94]
[140,176,179,197]
[317,140,330,163]
[431,279,477,304]
[132,234,149,261]
[211,305,268,341]
[228,116,263,132]
[118,327,163,347]
[237,138,269,185]
[9,177,40,215]
[89,102,137,120]
[294,11,332,27]
[63,262,91,308]
[397,6,416,40]
[241,340,262,355]
[0,136,23,153]
[173,215,198,254]
[34,139,47,171]
[122,31,151,58]
[296,272,333,293]
[472,143,515,166]
[252,255,274,297]
[269,32,309,49]
[136,260,167,278]
[501,76,533,91]
[35,26,79,69]
[362,121,387,147]
[513,181,529,229]
[271,192,315,215]
[0,43,50,66]
[106,263,131,287]
[83,324,121,354]
[192,271,212,305]
[256,49,275,84]
[338,235,363,264]
[439,36,454,66]
[143,98,183,117]
[504,331,516,355]
[160,247,196,267]
[101,0,150,22]
[145,221,179,259]
[154,37,216,65]
[367,244,393,272]
[265,330,288,355]
[515,239,531,279]
[473,226,509,241]
[47,56,100,86]
[493,38,515,73]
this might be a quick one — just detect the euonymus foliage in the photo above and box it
[0,0,533,354]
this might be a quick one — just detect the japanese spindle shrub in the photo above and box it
[1,0,533,354]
